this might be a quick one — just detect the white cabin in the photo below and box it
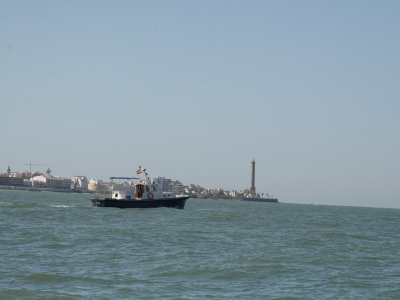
[111,179,180,200]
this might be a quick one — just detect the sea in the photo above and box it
[0,190,399,299]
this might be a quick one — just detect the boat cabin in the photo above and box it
[109,177,178,200]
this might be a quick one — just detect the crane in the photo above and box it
[25,162,52,177]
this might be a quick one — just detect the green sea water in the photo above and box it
[1,190,399,299]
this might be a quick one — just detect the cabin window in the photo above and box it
[115,193,118,197]
[146,186,149,192]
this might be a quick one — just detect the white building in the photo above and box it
[72,176,88,191]
[31,174,71,189]
[230,190,236,197]
[88,179,100,191]
[31,174,50,187]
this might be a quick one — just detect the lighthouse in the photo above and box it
[250,159,256,196]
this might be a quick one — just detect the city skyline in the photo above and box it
[1,160,270,197]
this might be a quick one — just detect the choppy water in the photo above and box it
[0,190,399,299]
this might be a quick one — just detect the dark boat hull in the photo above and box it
[91,197,188,209]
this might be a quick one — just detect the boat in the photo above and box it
[90,169,189,209]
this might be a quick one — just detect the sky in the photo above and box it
[1,1,399,208]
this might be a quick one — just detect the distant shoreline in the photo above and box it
[0,186,89,194]
[0,186,277,202]
[190,195,278,203]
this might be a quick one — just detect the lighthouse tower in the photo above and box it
[250,159,256,196]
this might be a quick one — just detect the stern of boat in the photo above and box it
[91,198,105,207]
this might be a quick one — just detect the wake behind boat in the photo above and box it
[91,167,188,209]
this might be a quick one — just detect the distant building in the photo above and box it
[153,177,171,190]
[8,177,24,186]
[23,179,32,187]
[153,177,185,193]
[31,174,72,189]
[88,179,113,194]
[72,176,88,191]
[0,175,8,186]
[0,175,23,186]
[230,190,239,197]
[88,179,100,191]
[0,167,24,186]
[10,172,23,178]
[47,177,71,189]
[31,174,50,187]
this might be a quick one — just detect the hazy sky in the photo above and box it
[1,1,399,208]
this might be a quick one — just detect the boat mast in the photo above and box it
[137,166,150,182]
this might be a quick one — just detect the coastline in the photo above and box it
[0,186,87,193]
[191,195,278,203]
[0,186,277,202]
